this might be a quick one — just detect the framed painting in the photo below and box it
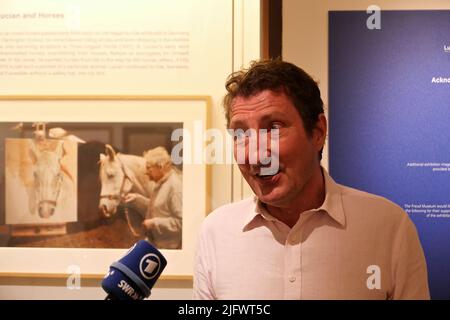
[0,95,211,280]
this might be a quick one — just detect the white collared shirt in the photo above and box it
[193,170,429,299]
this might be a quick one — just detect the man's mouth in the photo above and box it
[255,168,281,180]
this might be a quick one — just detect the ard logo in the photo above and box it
[139,253,161,280]
[444,45,450,53]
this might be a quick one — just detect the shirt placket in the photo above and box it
[283,223,302,299]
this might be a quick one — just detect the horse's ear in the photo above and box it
[105,144,116,160]
[99,153,106,162]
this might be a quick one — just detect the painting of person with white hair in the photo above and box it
[123,146,182,249]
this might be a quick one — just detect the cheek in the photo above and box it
[277,140,298,163]
[237,163,250,175]
[233,143,246,163]
[280,134,316,159]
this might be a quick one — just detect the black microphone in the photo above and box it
[102,240,167,300]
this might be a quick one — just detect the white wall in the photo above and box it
[283,0,450,171]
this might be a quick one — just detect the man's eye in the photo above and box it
[271,123,282,130]
[233,130,247,141]
[236,131,245,139]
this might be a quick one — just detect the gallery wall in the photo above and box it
[0,0,261,299]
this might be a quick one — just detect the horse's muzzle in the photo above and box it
[99,204,117,219]
[38,201,56,218]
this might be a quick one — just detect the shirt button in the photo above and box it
[289,276,296,282]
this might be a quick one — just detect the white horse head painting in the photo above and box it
[5,138,77,224]
[29,140,71,218]
[98,144,153,219]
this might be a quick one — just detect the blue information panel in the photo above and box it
[329,10,450,299]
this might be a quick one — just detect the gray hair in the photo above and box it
[143,146,171,167]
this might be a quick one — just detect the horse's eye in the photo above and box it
[107,174,114,179]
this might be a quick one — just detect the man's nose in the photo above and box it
[245,132,271,166]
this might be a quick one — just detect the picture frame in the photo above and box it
[0,95,211,280]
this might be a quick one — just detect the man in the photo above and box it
[193,60,429,299]
[124,146,182,249]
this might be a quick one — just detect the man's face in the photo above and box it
[146,164,164,182]
[229,90,326,207]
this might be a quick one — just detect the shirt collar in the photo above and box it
[317,168,346,226]
[242,167,346,230]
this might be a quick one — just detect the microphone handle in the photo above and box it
[105,293,118,300]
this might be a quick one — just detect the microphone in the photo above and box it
[102,240,167,300]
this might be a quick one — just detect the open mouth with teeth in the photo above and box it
[255,168,281,182]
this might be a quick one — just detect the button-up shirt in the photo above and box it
[193,170,429,299]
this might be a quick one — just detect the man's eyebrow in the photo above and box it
[260,112,286,122]
[229,119,246,128]
[230,111,287,128]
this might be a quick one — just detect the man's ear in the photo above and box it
[313,114,327,150]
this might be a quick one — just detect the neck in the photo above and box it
[265,166,325,228]
[118,154,147,191]
[155,167,173,185]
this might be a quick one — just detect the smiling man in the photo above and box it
[193,60,429,300]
